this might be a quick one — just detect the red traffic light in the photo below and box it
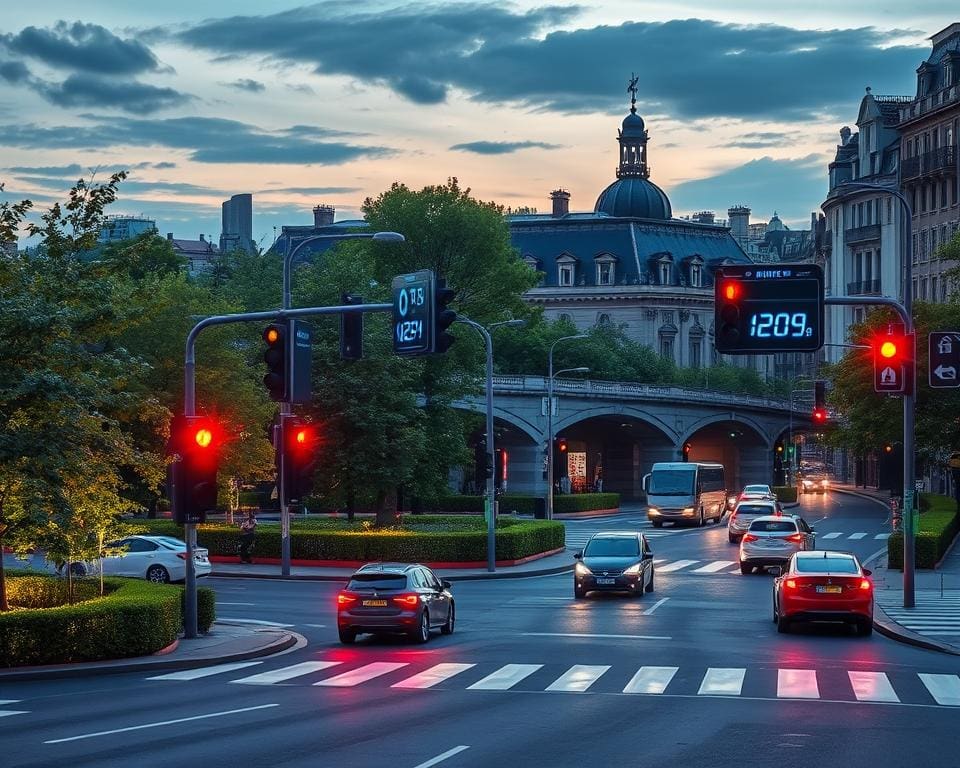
[812,407,827,423]
[723,281,740,301]
[558,439,568,453]
[879,340,897,359]
[194,427,213,448]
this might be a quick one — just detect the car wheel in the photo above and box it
[728,533,737,544]
[776,613,791,633]
[772,597,779,623]
[740,563,752,575]
[651,519,663,528]
[146,565,170,584]
[69,562,87,577]
[858,620,873,637]
[574,585,587,599]
[338,627,357,644]
[645,569,655,593]
[441,604,455,635]
[413,610,430,644]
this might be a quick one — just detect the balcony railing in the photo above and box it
[903,146,956,181]
[846,279,882,296]
[899,84,960,121]
[844,224,881,244]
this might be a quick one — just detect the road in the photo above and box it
[3,492,959,768]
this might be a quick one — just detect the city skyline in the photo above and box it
[0,2,954,246]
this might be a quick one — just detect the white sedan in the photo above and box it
[98,535,211,583]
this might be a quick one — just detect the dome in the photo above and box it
[594,177,672,220]
[621,110,645,137]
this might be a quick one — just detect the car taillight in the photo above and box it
[392,593,420,607]
[337,593,356,606]
[859,579,872,590]
[742,534,758,543]
[176,552,187,560]
[785,579,797,589]
[784,533,803,543]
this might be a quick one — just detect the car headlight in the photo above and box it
[803,480,813,487]
[623,563,641,575]
[575,562,591,575]
[821,479,829,486]
[728,495,738,506]
[682,507,695,515]
[647,507,660,516]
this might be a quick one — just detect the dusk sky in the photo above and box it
[0,2,953,248]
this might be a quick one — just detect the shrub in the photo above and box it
[553,493,620,513]
[7,575,104,608]
[887,493,959,569]
[773,486,797,503]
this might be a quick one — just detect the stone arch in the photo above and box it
[450,400,542,445]
[555,405,679,442]
[679,413,773,448]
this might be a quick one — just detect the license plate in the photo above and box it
[816,585,842,594]
[362,600,387,607]
[596,578,616,585]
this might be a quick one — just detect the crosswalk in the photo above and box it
[877,593,960,638]
[144,658,960,707]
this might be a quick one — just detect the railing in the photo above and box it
[846,278,882,295]
[902,146,956,181]
[899,84,960,121]
[844,224,881,244]
[490,375,791,412]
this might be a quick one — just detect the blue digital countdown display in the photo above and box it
[392,270,434,356]
[714,264,824,354]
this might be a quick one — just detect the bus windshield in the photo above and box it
[648,470,696,496]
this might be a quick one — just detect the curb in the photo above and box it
[0,626,299,682]
[211,560,575,582]
[832,487,892,510]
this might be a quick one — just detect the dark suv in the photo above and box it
[336,563,455,644]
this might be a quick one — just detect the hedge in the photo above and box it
[887,493,959,569]
[554,493,620,513]
[773,486,798,503]
[0,575,217,667]
[134,516,565,562]
[426,493,620,515]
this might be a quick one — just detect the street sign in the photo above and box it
[392,270,434,356]
[874,360,904,393]
[929,331,960,388]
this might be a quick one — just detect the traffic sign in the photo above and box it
[392,270,434,356]
[874,361,904,393]
[929,331,960,388]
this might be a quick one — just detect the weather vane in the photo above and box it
[627,73,639,112]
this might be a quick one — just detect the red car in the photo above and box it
[772,551,874,636]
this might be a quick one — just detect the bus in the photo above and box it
[643,462,727,528]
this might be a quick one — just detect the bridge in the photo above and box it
[454,376,805,499]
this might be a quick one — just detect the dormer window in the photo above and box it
[594,252,618,286]
[559,265,574,286]
[659,262,670,285]
[556,252,578,287]
[690,263,702,288]
[522,254,539,271]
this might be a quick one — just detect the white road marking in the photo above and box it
[874,533,891,540]
[656,559,699,572]
[147,661,262,680]
[232,661,342,685]
[545,665,610,692]
[303,624,327,628]
[848,532,867,540]
[0,700,20,705]
[216,601,256,606]
[412,745,470,768]
[919,674,960,706]
[392,663,477,689]
[693,561,734,573]
[313,662,408,687]
[523,632,671,640]
[43,704,279,744]
[698,668,746,696]
[821,532,842,539]
[0,710,28,718]
[468,664,543,690]
[848,671,899,703]
[643,597,669,615]
[217,618,294,628]
[777,669,820,699]
[623,666,678,694]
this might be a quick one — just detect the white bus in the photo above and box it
[644,462,727,528]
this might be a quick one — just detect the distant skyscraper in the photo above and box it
[220,193,254,253]
[98,215,157,243]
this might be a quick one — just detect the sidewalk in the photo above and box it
[832,483,960,655]
[0,621,300,682]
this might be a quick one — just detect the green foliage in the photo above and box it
[773,486,798,503]
[887,494,959,569]
[554,493,621,513]
[6,575,104,608]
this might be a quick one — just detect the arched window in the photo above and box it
[597,313,611,327]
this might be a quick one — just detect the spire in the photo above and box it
[617,73,649,179]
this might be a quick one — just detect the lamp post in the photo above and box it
[547,346,590,520]
[458,318,527,572]
[837,181,915,607]
[278,230,405,576]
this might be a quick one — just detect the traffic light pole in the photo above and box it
[825,295,915,609]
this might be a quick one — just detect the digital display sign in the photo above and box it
[714,264,824,354]
[392,270,434,356]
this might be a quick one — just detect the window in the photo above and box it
[689,338,702,368]
[690,263,702,287]
[123,538,158,553]
[597,313,611,327]
[921,277,928,300]
[932,276,939,303]
[748,519,798,533]
[942,281,949,303]
[558,313,573,323]
[347,573,407,590]
[659,262,670,285]
[559,264,574,286]
[886,198,892,224]
[597,261,614,285]
[660,337,674,359]
[932,228,939,255]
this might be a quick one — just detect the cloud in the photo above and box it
[222,77,265,92]
[714,131,797,149]
[11,174,227,196]
[258,186,362,194]
[0,116,393,165]
[2,21,164,75]
[0,59,31,83]
[450,140,563,154]
[36,74,189,113]
[7,161,177,177]
[172,7,924,121]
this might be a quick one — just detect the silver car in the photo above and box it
[727,499,779,543]
[738,515,815,574]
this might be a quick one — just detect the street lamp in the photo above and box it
[278,230,405,576]
[837,180,916,607]
[458,317,527,572]
[547,346,590,520]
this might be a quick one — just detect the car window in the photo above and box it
[347,573,408,590]
[748,520,798,533]
[795,518,812,533]
[422,569,442,590]
[795,557,859,574]
[153,537,187,550]
[411,570,429,589]
[736,504,774,515]
[125,538,158,552]
[744,485,770,494]
[584,537,640,557]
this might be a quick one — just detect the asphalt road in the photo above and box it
[4,492,959,768]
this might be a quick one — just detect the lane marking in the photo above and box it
[467,664,543,691]
[777,669,820,699]
[0,700,20,705]
[392,663,477,689]
[232,661,342,685]
[147,661,262,681]
[0,711,29,718]
[848,671,899,703]
[412,745,470,768]
[623,666,678,694]
[643,597,669,615]
[545,664,610,692]
[43,704,279,744]
[217,618,294,628]
[313,662,408,687]
[821,532,842,539]
[216,601,256,606]
[918,674,960,706]
[874,533,891,540]
[656,560,699,572]
[848,532,867,540]
[523,632,671,640]
[692,561,734,573]
[698,668,745,696]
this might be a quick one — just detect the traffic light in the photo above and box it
[340,293,363,360]
[433,278,456,353]
[682,441,691,461]
[281,417,318,506]
[262,322,288,401]
[474,436,493,485]
[558,438,568,453]
[715,278,742,351]
[169,415,220,524]
[884,443,894,454]
[873,325,913,395]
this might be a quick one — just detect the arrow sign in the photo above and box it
[934,365,957,380]
[930,332,960,389]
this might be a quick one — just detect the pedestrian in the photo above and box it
[239,511,257,564]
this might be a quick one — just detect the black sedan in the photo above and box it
[574,532,655,598]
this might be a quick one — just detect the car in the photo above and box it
[772,551,874,636]
[801,475,830,494]
[336,563,454,644]
[741,484,776,500]
[95,535,211,583]
[574,531,655,599]
[727,499,779,543]
[738,514,815,574]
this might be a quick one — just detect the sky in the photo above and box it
[0,2,953,248]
